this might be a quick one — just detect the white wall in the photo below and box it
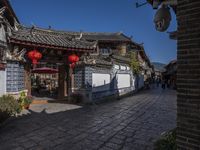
[92,73,111,87]
[0,70,6,96]
[117,74,131,88]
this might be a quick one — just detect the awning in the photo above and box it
[32,67,58,74]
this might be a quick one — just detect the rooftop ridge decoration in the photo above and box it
[9,24,133,51]
[16,24,129,37]
[9,25,97,51]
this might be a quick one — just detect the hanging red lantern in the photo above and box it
[27,50,42,65]
[75,55,79,62]
[68,54,79,68]
[68,54,79,63]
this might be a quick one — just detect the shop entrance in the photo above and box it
[31,63,59,100]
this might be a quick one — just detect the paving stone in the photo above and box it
[0,88,176,150]
[21,140,37,149]
[109,137,124,145]
[113,134,127,141]
[28,135,44,143]
[99,146,114,150]
[105,142,122,149]
[12,147,25,150]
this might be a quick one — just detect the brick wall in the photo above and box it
[177,0,200,149]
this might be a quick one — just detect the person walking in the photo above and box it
[161,79,166,89]
[156,78,160,87]
[167,79,171,89]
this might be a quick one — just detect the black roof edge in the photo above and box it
[2,0,20,23]
[1,0,20,23]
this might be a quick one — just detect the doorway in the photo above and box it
[31,63,59,100]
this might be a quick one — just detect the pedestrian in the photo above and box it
[167,79,170,88]
[156,78,160,87]
[161,79,165,89]
[145,78,150,89]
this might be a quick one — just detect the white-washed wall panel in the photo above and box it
[117,74,131,88]
[0,70,6,96]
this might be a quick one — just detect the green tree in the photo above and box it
[130,51,140,74]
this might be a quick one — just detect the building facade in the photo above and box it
[0,0,19,96]
[0,0,96,99]
[163,60,177,89]
[0,0,153,102]
[72,33,140,102]
[147,0,200,149]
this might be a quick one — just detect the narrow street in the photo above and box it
[0,88,176,150]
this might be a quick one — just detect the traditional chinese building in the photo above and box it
[163,60,177,89]
[69,31,154,102]
[70,32,137,102]
[0,0,19,96]
[130,42,154,89]
[0,0,96,99]
[0,0,153,103]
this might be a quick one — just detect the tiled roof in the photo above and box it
[95,57,112,66]
[9,26,97,51]
[44,29,131,42]
[77,55,113,66]
[81,32,132,42]
[111,54,131,63]
[165,60,177,68]
[10,25,131,50]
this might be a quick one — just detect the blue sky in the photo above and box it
[10,0,177,64]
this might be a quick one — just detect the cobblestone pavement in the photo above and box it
[0,88,176,150]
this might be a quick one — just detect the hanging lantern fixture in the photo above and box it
[68,54,79,68]
[27,50,42,66]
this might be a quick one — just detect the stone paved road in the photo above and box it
[0,88,176,150]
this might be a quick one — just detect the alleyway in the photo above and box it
[0,88,176,150]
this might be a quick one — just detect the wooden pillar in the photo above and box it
[67,66,73,96]
[58,65,67,99]
[24,64,31,96]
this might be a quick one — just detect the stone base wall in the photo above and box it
[74,65,136,102]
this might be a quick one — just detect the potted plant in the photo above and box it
[18,92,32,109]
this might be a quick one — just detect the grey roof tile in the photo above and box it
[10,26,97,50]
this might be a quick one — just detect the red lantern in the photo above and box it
[68,54,79,63]
[28,50,42,66]
[68,54,79,68]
